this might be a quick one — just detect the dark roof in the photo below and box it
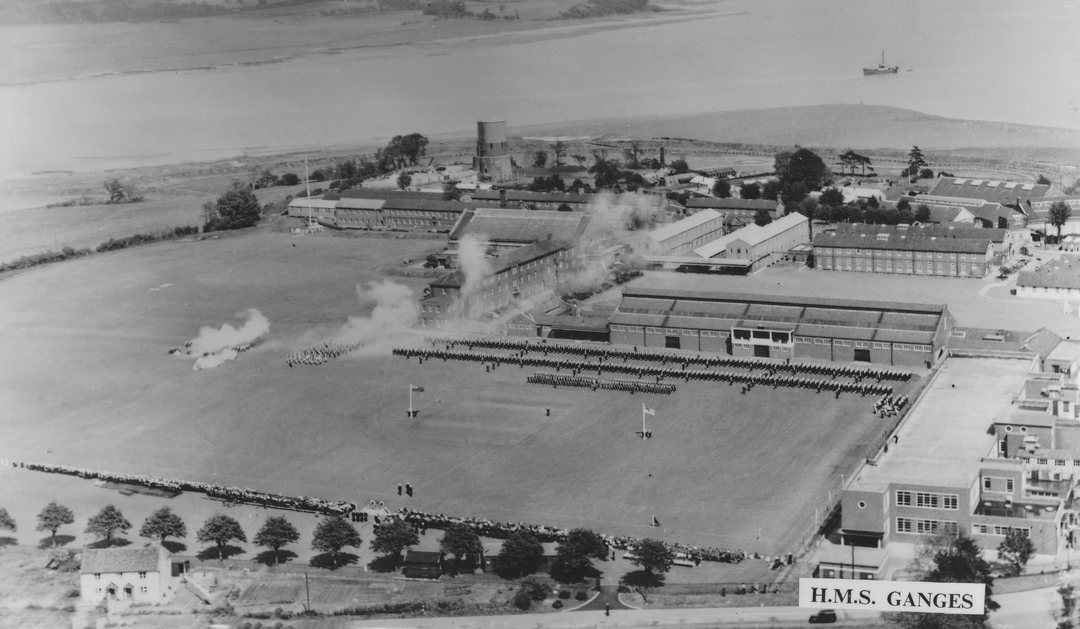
[928,178,1052,205]
[449,208,591,244]
[827,223,1006,243]
[404,550,442,565]
[621,286,946,316]
[812,231,993,254]
[685,198,780,211]
[337,189,443,201]
[613,286,946,339]
[381,198,479,212]
[430,240,572,289]
[81,545,164,574]
[471,190,593,204]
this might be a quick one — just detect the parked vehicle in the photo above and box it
[809,609,838,623]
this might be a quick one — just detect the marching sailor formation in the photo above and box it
[396,345,897,400]
[429,337,911,383]
[286,338,364,367]
[527,371,677,395]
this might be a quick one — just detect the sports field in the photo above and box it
[0,230,907,557]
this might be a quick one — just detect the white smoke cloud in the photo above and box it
[193,348,238,370]
[457,233,492,299]
[336,280,420,355]
[584,191,663,240]
[188,309,270,355]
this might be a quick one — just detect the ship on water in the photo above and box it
[863,50,899,75]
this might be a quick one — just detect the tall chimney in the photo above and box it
[660,147,666,167]
[499,189,507,208]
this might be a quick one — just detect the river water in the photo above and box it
[1,0,1078,178]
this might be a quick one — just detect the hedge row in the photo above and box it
[0,225,198,274]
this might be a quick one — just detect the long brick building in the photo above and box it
[812,225,997,277]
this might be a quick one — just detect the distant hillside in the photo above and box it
[516,105,1080,153]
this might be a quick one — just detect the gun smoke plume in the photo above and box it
[188,309,270,355]
[336,279,420,355]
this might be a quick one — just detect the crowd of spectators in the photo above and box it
[17,462,747,565]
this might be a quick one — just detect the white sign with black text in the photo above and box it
[799,578,985,615]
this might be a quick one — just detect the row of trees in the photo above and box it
[7,502,677,586]
[252,133,430,192]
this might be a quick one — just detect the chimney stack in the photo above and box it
[660,147,666,167]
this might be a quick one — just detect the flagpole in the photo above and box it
[642,403,646,439]
[409,384,413,417]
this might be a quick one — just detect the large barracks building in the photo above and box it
[607,287,953,367]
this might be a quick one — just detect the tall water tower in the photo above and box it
[473,120,513,182]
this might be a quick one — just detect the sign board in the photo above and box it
[799,578,985,616]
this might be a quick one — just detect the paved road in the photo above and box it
[344,606,881,628]
[570,585,634,612]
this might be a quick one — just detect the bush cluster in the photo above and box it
[557,590,571,599]
[0,246,91,274]
[96,226,199,253]
[574,591,588,601]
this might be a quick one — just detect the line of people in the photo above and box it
[396,347,894,397]
[286,339,364,367]
[19,461,748,565]
[525,371,677,395]
[425,336,911,383]
[168,340,255,357]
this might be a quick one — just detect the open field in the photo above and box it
[0,230,905,558]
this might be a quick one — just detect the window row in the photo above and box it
[972,524,1029,537]
[896,490,959,509]
[896,518,958,535]
[983,476,1015,493]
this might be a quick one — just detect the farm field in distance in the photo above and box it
[0,230,909,557]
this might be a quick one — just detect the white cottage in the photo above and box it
[80,544,174,605]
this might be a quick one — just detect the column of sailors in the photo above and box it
[19,461,749,565]
[286,339,364,367]
[526,372,676,395]
[424,337,911,383]
[397,348,893,397]
[872,394,909,418]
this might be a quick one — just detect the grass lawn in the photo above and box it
[0,229,907,567]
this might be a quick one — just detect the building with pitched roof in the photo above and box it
[1027,196,1080,236]
[891,194,1026,230]
[379,197,480,231]
[1017,260,1080,299]
[812,225,995,277]
[80,544,174,605]
[287,197,338,221]
[608,287,952,366]
[419,239,581,326]
[464,189,592,210]
[643,209,725,256]
[928,178,1055,206]
[684,198,784,225]
[447,208,592,251]
[691,212,809,270]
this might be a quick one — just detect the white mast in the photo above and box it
[305,158,314,229]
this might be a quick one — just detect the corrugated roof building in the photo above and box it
[644,209,724,256]
[608,286,952,366]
